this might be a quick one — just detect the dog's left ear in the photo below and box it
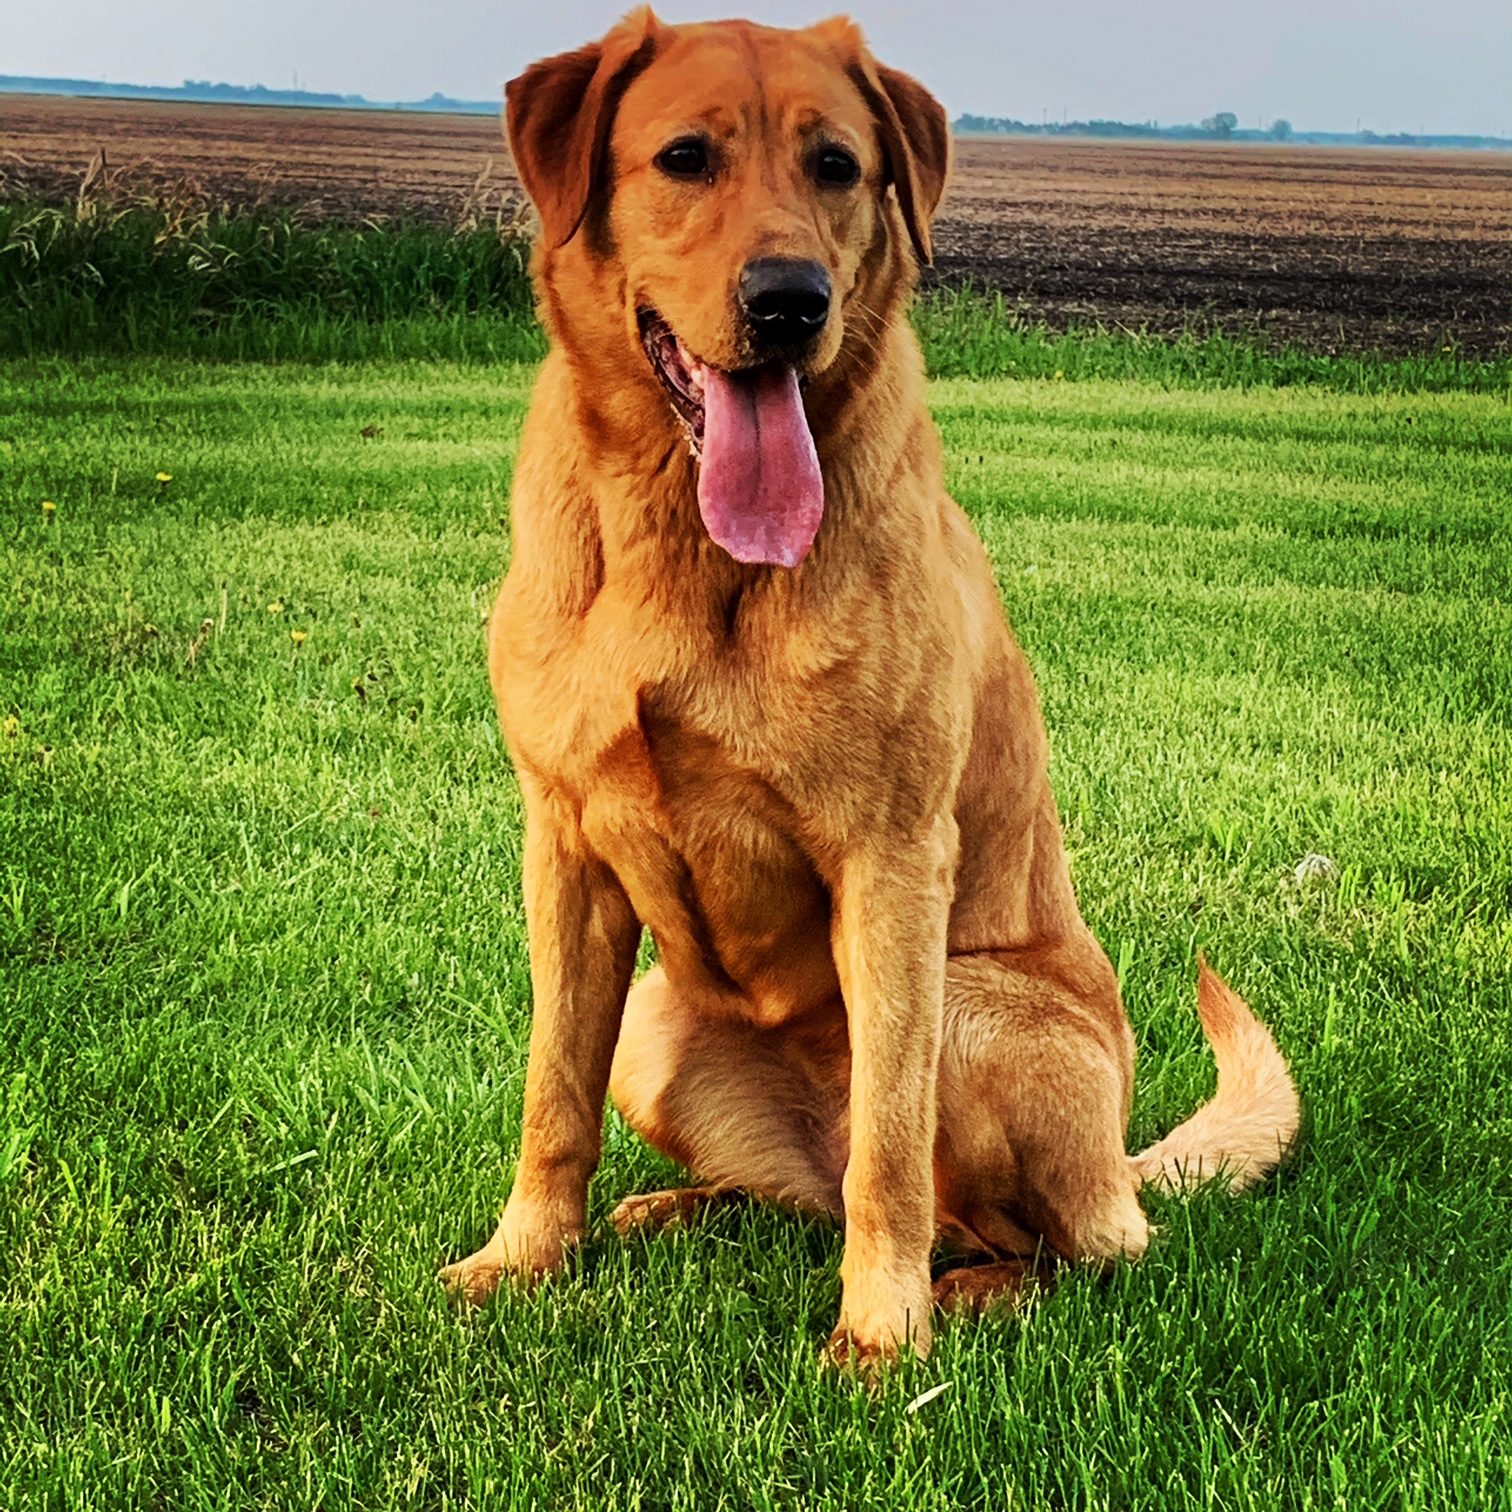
[815,18,950,265]
[506,8,663,248]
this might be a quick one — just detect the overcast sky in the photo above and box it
[4,0,1508,136]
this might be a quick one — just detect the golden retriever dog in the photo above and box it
[440,9,1299,1365]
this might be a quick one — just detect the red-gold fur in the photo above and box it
[439,10,1299,1364]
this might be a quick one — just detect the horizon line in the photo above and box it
[2,73,1507,149]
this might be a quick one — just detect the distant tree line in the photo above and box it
[0,74,501,114]
[952,111,1292,141]
[952,111,1506,149]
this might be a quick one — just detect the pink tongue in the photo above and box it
[697,363,823,567]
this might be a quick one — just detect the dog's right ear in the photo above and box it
[505,8,662,248]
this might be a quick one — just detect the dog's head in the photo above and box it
[506,10,949,566]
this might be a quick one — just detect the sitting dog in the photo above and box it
[440,9,1299,1365]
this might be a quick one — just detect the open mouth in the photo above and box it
[639,309,707,451]
[636,307,825,569]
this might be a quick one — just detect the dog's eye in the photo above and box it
[814,146,860,187]
[656,138,710,178]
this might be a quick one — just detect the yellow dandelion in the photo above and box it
[41,499,56,515]
[2,714,19,739]
[155,471,173,483]
[267,601,284,614]
[291,628,308,646]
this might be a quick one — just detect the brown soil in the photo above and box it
[0,94,521,224]
[935,137,1510,356]
[3,94,1508,355]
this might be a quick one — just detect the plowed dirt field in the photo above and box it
[3,93,1507,354]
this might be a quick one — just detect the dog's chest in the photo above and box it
[579,685,840,1019]
[493,572,860,1017]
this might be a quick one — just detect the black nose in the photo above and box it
[738,257,831,351]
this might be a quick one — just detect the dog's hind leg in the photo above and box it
[608,968,849,1224]
[932,947,1149,1277]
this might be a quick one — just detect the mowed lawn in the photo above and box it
[1,358,1506,1510]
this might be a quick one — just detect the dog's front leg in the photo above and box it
[828,816,956,1365]
[441,783,640,1303]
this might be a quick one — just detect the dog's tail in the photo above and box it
[1129,957,1299,1194]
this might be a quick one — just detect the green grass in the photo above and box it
[0,202,546,363]
[5,200,1508,391]
[915,286,1510,393]
[1,355,1507,1509]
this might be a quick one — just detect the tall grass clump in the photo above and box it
[0,180,544,362]
[914,284,1511,395]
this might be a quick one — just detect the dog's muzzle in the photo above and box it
[738,257,831,354]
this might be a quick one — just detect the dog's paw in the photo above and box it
[931,1258,1046,1317]
[826,1259,934,1374]
[437,1244,509,1307]
[822,1287,934,1378]
[439,1206,579,1304]
[821,1327,893,1382]
[609,1185,733,1237]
